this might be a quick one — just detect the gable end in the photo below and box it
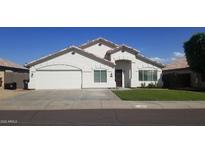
[25,46,115,68]
[80,38,118,49]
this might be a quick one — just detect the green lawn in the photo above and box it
[113,89,205,101]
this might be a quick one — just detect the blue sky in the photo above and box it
[0,27,205,65]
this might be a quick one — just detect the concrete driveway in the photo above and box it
[0,89,121,110]
[1,89,205,125]
[1,89,205,110]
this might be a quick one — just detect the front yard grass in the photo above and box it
[112,89,205,101]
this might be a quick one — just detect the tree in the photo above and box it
[184,33,205,87]
[184,33,205,74]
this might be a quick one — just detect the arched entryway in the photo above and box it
[115,60,132,88]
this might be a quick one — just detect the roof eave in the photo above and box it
[25,46,115,68]
[107,45,164,68]
[162,67,190,72]
[0,65,28,70]
[136,54,165,68]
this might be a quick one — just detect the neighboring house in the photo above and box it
[25,38,164,90]
[162,57,205,88]
[0,58,29,89]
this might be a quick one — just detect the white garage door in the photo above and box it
[36,70,81,89]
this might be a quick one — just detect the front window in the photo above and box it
[94,70,107,83]
[139,70,157,81]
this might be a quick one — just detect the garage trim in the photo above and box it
[35,64,83,89]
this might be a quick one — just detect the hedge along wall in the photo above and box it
[162,73,191,88]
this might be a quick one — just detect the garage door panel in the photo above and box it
[36,71,81,89]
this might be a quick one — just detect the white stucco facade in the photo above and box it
[28,49,115,89]
[110,49,163,87]
[27,38,164,90]
[84,43,113,59]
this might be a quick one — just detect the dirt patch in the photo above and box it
[0,89,29,100]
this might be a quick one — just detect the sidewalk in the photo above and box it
[0,100,205,110]
[122,101,205,109]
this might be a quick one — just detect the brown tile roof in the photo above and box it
[0,58,28,70]
[163,57,189,71]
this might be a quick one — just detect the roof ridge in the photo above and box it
[106,44,140,54]
[25,46,70,66]
[75,46,114,64]
[25,45,115,67]
[79,37,119,49]
[163,56,188,70]
[106,45,164,68]
[0,57,27,70]
[121,44,141,53]
[137,53,165,67]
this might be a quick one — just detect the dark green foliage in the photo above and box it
[141,83,146,88]
[147,83,157,88]
[162,73,191,88]
[140,82,159,88]
[184,33,205,74]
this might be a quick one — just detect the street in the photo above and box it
[1,109,205,125]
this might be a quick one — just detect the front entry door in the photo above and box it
[115,70,122,87]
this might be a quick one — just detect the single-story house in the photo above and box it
[162,57,205,88]
[25,38,164,90]
[0,58,29,89]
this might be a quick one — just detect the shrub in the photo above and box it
[141,83,146,88]
[147,83,156,88]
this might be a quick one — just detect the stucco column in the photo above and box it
[122,70,125,88]
[131,62,136,87]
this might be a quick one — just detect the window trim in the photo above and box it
[94,70,107,83]
[139,70,158,81]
